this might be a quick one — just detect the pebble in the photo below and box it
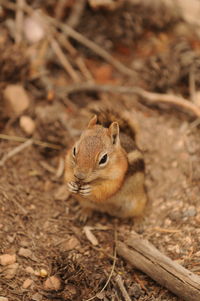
[61,236,80,252]
[18,248,32,258]
[24,12,45,44]
[169,211,182,221]
[44,275,61,291]
[19,115,36,135]
[22,278,33,289]
[54,185,70,201]
[183,207,197,218]
[3,85,30,117]
[0,254,16,266]
[3,263,19,279]
[25,266,35,274]
[38,268,48,278]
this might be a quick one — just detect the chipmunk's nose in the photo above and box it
[74,171,86,181]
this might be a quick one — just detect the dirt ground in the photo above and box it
[0,1,200,301]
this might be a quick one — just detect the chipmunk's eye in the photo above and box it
[73,147,76,157]
[99,154,108,166]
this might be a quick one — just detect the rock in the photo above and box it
[22,278,33,289]
[24,11,45,44]
[61,236,80,251]
[18,248,32,259]
[3,85,30,117]
[183,207,197,218]
[169,211,182,221]
[0,254,16,266]
[0,297,9,301]
[44,275,61,291]
[54,185,70,201]
[3,263,19,279]
[25,266,35,274]
[38,268,48,278]
[19,116,35,135]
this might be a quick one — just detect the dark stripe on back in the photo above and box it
[127,158,145,175]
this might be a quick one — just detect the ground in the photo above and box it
[0,1,200,301]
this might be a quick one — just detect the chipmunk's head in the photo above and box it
[69,115,125,184]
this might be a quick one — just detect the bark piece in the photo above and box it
[117,231,200,301]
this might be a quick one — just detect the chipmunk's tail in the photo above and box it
[89,106,136,138]
[89,105,139,152]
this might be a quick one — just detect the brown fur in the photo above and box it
[65,108,147,218]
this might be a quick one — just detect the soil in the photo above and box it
[0,2,200,301]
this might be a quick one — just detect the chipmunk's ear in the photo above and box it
[87,115,97,129]
[109,122,119,145]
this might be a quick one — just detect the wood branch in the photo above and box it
[58,83,200,118]
[48,19,135,77]
[15,0,24,44]
[117,231,200,301]
[0,139,33,166]
[115,274,132,301]
[67,0,86,29]
[50,37,81,82]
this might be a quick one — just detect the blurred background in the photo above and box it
[0,1,200,300]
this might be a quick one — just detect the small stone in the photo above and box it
[0,254,16,266]
[0,297,9,301]
[183,207,197,218]
[3,85,30,117]
[19,115,35,135]
[61,236,80,251]
[20,240,29,247]
[3,263,19,279]
[39,268,48,278]
[169,211,182,221]
[24,12,45,44]
[44,275,61,291]
[54,185,70,201]
[22,278,33,289]
[7,236,15,243]
[25,266,35,274]
[18,248,32,258]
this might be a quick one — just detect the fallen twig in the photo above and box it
[76,57,94,82]
[0,134,61,149]
[55,157,65,178]
[46,17,135,77]
[58,83,200,118]
[117,231,200,301]
[83,226,99,246]
[67,0,86,29]
[15,0,24,44]
[0,139,33,166]
[84,230,117,301]
[115,274,132,301]
[50,37,81,83]
[1,1,135,77]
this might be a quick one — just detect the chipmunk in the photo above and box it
[65,108,147,219]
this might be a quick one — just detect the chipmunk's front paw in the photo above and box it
[79,184,92,197]
[67,181,79,194]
